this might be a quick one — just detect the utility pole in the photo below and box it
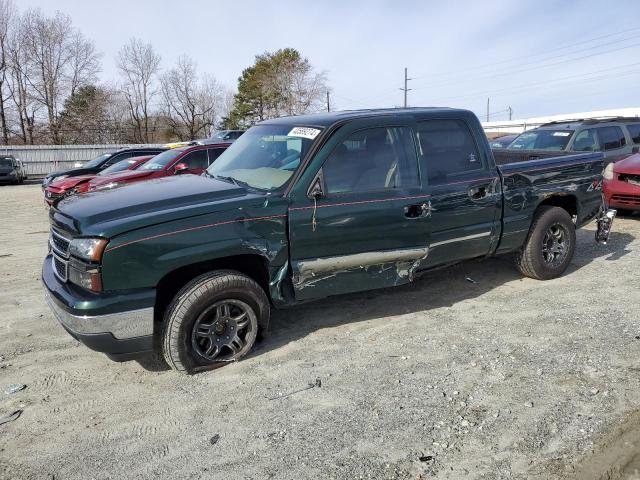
[486,98,490,122]
[326,90,331,112]
[508,106,513,121]
[399,67,412,108]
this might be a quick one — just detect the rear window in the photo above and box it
[598,126,626,151]
[627,124,640,144]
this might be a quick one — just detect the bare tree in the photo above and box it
[19,9,100,144]
[7,11,38,144]
[116,38,160,143]
[0,0,15,144]
[160,55,223,140]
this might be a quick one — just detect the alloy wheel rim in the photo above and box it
[191,299,255,362]
[542,223,569,266]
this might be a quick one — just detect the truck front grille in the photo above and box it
[52,254,68,282]
[50,228,71,258]
[611,194,640,206]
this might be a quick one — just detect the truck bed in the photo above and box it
[494,151,605,255]
[492,148,573,165]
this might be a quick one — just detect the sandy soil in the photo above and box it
[0,183,639,480]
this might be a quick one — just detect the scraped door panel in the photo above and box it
[288,124,430,301]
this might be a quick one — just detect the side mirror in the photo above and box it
[307,177,324,200]
[632,146,639,154]
[174,162,189,174]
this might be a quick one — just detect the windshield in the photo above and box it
[0,158,12,167]
[508,130,574,151]
[83,153,112,168]
[98,158,141,176]
[138,149,182,171]
[210,131,228,140]
[206,124,320,191]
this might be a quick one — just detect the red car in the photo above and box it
[45,155,153,206]
[603,153,640,212]
[88,143,229,192]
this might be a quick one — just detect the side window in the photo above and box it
[627,124,640,144]
[598,126,626,151]
[207,148,225,165]
[571,129,600,152]
[105,152,130,166]
[322,126,419,194]
[416,119,482,185]
[180,150,208,170]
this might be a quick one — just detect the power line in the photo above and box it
[411,26,640,82]
[411,36,640,91]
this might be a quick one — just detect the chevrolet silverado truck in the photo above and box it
[42,108,615,374]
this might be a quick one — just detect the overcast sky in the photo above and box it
[18,0,640,121]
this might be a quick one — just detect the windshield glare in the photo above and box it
[508,130,574,151]
[99,158,139,175]
[83,153,112,168]
[206,125,318,191]
[138,149,182,171]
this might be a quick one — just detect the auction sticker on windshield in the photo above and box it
[288,127,321,140]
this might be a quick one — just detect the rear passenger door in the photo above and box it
[288,119,431,301]
[416,118,502,268]
[597,126,630,162]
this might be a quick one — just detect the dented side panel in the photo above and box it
[102,197,290,291]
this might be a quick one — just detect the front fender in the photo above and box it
[101,205,288,291]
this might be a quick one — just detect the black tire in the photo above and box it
[161,270,269,374]
[514,206,576,280]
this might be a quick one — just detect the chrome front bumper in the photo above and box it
[44,291,154,340]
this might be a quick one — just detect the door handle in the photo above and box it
[404,202,432,218]
[468,186,488,200]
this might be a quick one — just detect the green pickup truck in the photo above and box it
[43,108,614,373]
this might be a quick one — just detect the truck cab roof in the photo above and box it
[260,107,464,128]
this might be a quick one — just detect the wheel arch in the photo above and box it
[536,194,578,219]
[154,254,271,329]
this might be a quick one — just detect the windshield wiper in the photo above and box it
[211,174,253,189]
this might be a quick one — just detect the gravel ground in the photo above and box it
[0,183,639,480]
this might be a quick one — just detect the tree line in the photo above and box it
[0,1,329,145]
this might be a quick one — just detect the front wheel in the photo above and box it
[161,271,269,374]
[514,206,576,280]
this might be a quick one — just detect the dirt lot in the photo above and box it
[1,183,639,480]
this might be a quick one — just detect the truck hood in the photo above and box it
[614,153,640,174]
[54,174,260,237]
[0,166,15,175]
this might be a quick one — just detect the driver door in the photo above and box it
[288,118,431,301]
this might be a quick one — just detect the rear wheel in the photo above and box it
[161,270,269,374]
[514,206,576,280]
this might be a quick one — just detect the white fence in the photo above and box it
[0,144,159,177]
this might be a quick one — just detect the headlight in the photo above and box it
[69,237,108,262]
[94,182,118,191]
[603,163,614,181]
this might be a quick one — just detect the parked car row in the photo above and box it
[42,108,616,373]
[41,131,245,204]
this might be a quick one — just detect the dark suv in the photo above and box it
[507,117,640,163]
[0,155,26,184]
[42,147,167,189]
